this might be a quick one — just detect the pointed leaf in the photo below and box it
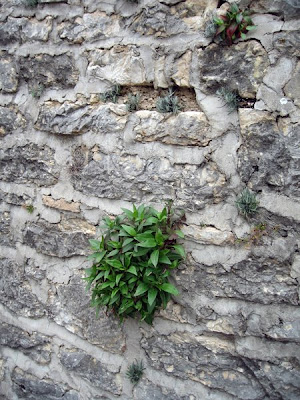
[137,238,157,248]
[121,225,137,236]
[128,266,137,275]
[173,244,185,258]
[148,288,158,306]
[175,230,184,239]
[160,283,179,296]
[134,282,149,296]
[150,249,159,267]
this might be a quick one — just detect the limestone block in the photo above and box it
[0,211,12,247]
[42,196,80,213]
[0,323,51,364]
[36,101,127,135]
[59,347,121,395]
[197,41,269,98]
[0,258,47,318]
[86,45,154,85]
[256,84,296,115]
[238,109,300,198]
[19,53,79,89]
[263,57,294,94]
[132,111,212,146]
[0,144,60,186]
[285,61,300,106]
[23,219,96,257]
[0,17,52,45]
[58,12,120,43]
[134,380,192,400]
[141,332,265,400]
[0,106,26,136]
[12,368,79,400]
[0,54,18,93]
[272,30,300,59]
[182,224,234,245]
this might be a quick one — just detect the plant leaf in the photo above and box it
[150,249,159,267]
[89,239,101,250]
[137,238,157,248]
[121,225,137,236]
[173,244,185,258]
[246,25,256,31]
[106,259,124,269]
[175,230,184,239]
[128,266,138,275]
[148,288,158,306]
[160,283,179,296]
[134,282,149,297]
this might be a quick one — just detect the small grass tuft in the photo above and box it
[126,360,145,385]
[216,87,238,113]
[126,93,140,112]
[100,85,121,104]
[156,89,181,114]
[236,188,259,219]
[31,83,44,99]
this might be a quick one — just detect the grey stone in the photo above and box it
[36,101,127,135]
[0,144,60,186]
[71,152,227,211]
[0,106,27,137]
[272,31,300,58]
[54,276,125,354]
[133,379,191,400]
[12,367,79,400]
[0,190,32,206]
[285,61,300,107]
[0,322,51,364]
[19,53,79,90]
[0,17,52,45]
[141,332,266,400]
[59,347,121,395]
[237,110,300,199]
[23,219,95,257]
[197,41,269,98]
[0,258,47,318]
[0,54,18,93]
[0,212,12,247]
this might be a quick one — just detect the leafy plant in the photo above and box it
[236,222,267,247]
[236,188,259,219]
[213,3,256,45]
[204,13,217,38]
[24,204,34,214]
[216,87,238,113]
[156,89,181,114]
[126,93,140,112]
[100,85,121,103]
[31,84,44,98]
[126,360,145,385]
[84,202,185,325]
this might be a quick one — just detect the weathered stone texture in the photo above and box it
[36,101,126,135]
[285,61,300,107]
[133,380,192,400]
[0,323,51,364]
[132,111,213,146]
[23,219,95,257]
[237,109,300,199]
[59,348,121,395]
[71,153,227,210]
[0,144,60,186]
[0,258,47,318]
[12,368,79,400]
[54,276,125,353]
[0,54,18,93]
[0,17,52,45]
[0,212,12,247]
[0,106,26,137]
[198,41,269,98]
[19,53,79,90]
[42,195,80,213]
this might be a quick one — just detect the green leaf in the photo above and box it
[150,249,159,267]
[133,247,149,257]
[246,25,256,31]
[143,216,158,226]
[121,225,137,236]
[159,254,171,265]
[107,249,119,257]
[111,287,119,298]
[230,3,239,13]
[175,230,184,239]
[116,273,123,285]
[121,207,134,220]
[155,229,164,245]
[127,266,137,275]
[99,281,112,290]
[148,288,158,306]
[119,299,134,314]
[89,239,101,250]
[134,282,149,297]
[106,259,124,269]
[122,237,134,247]
[160,283,179,296]
[173,244,185,258]
[241,32,247,39]
[236,13,243,24]
[137,238,157,248]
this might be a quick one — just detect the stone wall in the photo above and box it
[0,0,300,399]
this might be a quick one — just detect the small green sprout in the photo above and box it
[100,85,121,103]
[126,93,140,112]
[236,188,259,219]
[156,89,181,114]
[217,87,239,113]
[126,360,145,385]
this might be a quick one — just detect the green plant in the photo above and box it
[24,204,34,214]
[216,87,238,113]
[204,13,217,38]
[31,84,44,98]
[236,188,259,219]
[236,222,266,247]
[213,3,256,45]
[24,0,39,7]
[84,202,185,325]
[156,89,181,114]
[100,85,121,103]
[126,360,145,385]
[126,93,140,112]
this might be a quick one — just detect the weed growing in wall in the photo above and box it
[24,0,39,7]
[216,87,238,113]
[100,85,121,103]
[126,360,145,385]
[156,89,181,114]
[126,93,140,112]
[31,84,44,99]
[84,202,185,325]
[236,188,259,219]
[213,3,256,45]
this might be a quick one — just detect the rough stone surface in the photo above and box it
[42,196,80,213]
[0,17,52,44]
[36,101,126,135]
[0,323,51,364]
[0,212,12,247]
[23,219,95,257]
[59,348,121,395]
[12,368,79,400]
[0,106,27,137]
[19,53,79,90]
[198,41,269,98]
[0,54,18,93]
[0,144,60,186]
